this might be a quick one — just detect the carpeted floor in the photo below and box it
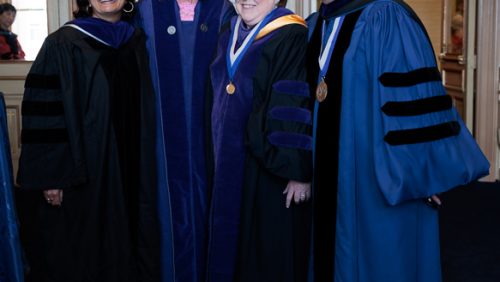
[439,181,500,282]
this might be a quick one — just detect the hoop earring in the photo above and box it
[123,1,134,13]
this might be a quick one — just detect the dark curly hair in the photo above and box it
[73,0,138,21]
[0,3,17,15]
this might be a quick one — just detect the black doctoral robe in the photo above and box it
[17,26,159,282]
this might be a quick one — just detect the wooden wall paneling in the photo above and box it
[3,95,22,177]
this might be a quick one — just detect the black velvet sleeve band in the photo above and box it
[25,73,61,90]
[22,101,64,116]
[379,67,441,87]
[21,128,69,144]
[384,121,460,145]
[381,95,452,116]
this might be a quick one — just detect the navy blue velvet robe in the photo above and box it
[136,1,234,281]
[207,8,312,282]
[306,1,489,281]
[0,93,23,282]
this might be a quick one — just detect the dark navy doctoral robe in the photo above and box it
[136,1,234,282]
[0,93,23,282]
[207,8,312,282]
[306,1,489,281]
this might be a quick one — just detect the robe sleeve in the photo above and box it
[361,2,489,205]
[363,2,489,205]
[246,25,313,182]
[17,37,88,190]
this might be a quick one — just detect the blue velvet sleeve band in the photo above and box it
[272,80,310,97]
[267,131,312,150]
[269,106,312,124]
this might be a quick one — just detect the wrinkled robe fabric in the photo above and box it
[0,93,24,282]
[207,8,313,282]
[17,26,159,282]
[306,1,490,281]
[135,2,234,281]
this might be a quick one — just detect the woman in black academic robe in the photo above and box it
[205,1,312,281]
[16,1,159,281]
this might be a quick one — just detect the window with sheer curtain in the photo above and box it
[8,0,48,60]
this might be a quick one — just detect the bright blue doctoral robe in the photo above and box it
[135,1,234,282]
[306,1,490,282]
[0,93,24,282]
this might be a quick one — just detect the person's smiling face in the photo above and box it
[235,0,277,27]
[89,0,126,22]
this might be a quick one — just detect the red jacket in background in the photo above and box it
[0,33,25,60]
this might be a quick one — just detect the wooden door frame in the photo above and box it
[475,0,499,180]
[286,0,317,18]
[464,0,476,130]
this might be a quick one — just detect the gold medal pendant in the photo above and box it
[316,79,328,102]
[226,82,236,95]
